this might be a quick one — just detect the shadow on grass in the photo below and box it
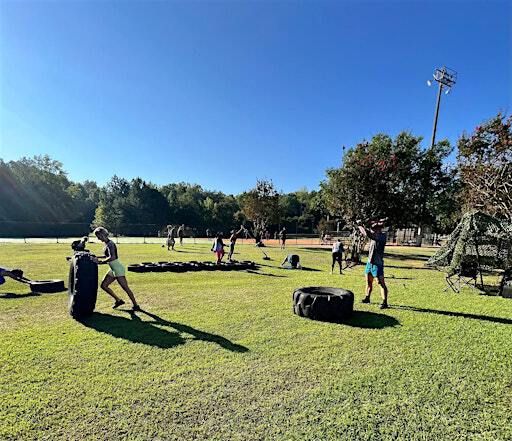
[387,275,414,280]
[301,247,331,253]
[0,292,40,299]
[246,270,287,278]
[384,252,430,262]
[344,311,400,329]
[385,264,435,271]
[280,267,322,272]
[81,310,249,351]
[394,305,512,325]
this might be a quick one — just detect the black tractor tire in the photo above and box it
[127,264,145,273]
[292,287,354,322]
[29,280,66,293]
[68,252,98,319]
[144,264,159,272]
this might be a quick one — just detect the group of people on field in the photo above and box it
[1,219,388,314]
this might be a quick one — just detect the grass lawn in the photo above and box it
[1,243,511,440]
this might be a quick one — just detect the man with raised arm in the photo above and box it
[227,225,247,262]
[358,219,389,309]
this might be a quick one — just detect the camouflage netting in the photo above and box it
[427,211,512,275]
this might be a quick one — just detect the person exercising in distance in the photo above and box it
[167,225,176,251]
[358,219,388,309]
[279,227,287,249]
[0,267,25,288]
[227,226,246,262]
[331,238,344,274]
[177,224,185,246]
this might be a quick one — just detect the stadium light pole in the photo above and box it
[427,66,457,149]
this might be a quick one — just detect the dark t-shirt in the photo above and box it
[104,240,119,261]
[367,232,386,266]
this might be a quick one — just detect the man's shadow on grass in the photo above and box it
[394,305,512,325]
[80,310,249,352]
[343,311,400,329]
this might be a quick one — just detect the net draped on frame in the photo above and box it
[427,211,512,275]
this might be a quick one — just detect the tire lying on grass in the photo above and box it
[293,286,354,322]
[68,252,98,319]
[127,264,145,273]
[29,280,66,294]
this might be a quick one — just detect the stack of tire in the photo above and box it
[68,251,98,319]
[292,287,354,323]
[127,260,257,273]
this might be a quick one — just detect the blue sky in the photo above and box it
[0,0,510,194]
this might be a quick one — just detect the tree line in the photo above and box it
[1,113,510,238]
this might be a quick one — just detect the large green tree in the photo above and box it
[239,180,279,233]
[458,113,512,222]
[93,177,171,235]
[322,132,457,232]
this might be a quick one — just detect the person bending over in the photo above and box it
[93,227,140,311]
[228,226,246,262]
[358,220,388,309]
[211,233,226,264]
[281,254,301,269]
[331,239,344,274]
[0,267,25,287]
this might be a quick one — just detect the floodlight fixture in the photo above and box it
[427,66,457,149]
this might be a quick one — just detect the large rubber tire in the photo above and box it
[292,287,354,322]
[68,252,98,320]
[127,264,145,273]
[29,280,66,293]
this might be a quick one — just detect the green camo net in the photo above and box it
[427,211,512,275]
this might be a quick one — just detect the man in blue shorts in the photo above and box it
[358,219,389,309]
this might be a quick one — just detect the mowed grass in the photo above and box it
[1,243,511,441]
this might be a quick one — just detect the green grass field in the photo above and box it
[1,243,511,440]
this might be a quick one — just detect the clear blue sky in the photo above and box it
[1,0,510,194]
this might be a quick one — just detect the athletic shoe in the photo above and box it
[380,302,389,309]
[113,299,125,309]
[361,296,370,304]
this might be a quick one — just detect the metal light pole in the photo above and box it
[427,66,457,149]
[415,66,458,246]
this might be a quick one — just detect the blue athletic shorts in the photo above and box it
[365,262,384,278]
[0,267,5,285]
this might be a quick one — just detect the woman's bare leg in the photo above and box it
[117,276,139,307]
[100,274,121,301]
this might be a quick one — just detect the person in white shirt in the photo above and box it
[331,239,344,274]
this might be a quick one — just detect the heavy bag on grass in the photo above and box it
[69,252,98,319]
[293,287,354,322]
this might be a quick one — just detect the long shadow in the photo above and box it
[301,247,331,253]
[385,264,435,271]
[385,252,431,262]
[246,270,287,278]
[0,292,40,299]
[81,311,249,352]
[344,311,400,329]
[280,267,322,272]
[394,305,512,325]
